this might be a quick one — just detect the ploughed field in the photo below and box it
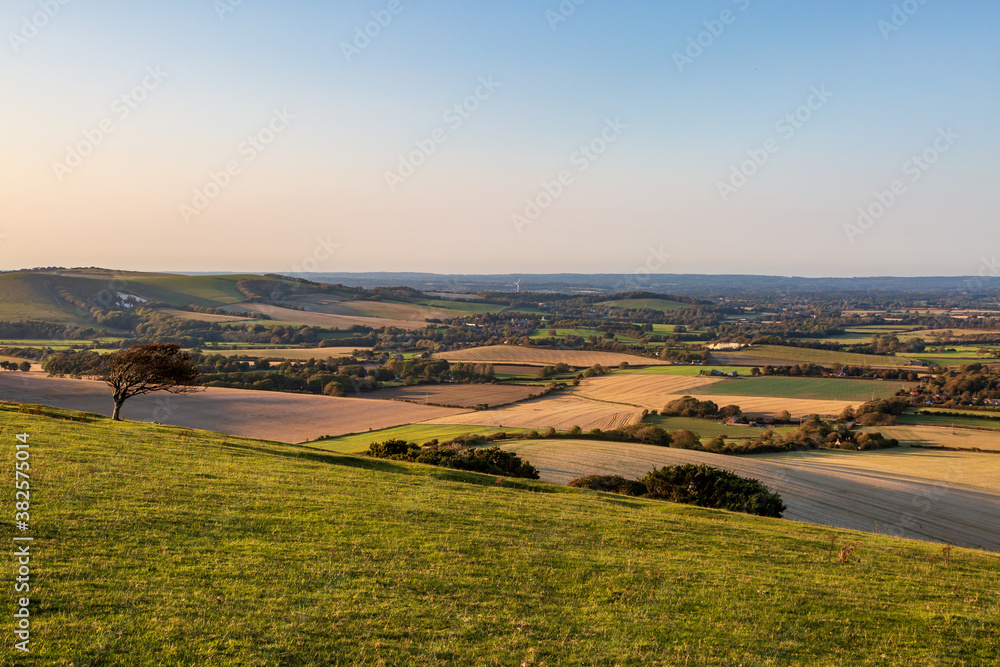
[500,439,1000,553]
[0,372,461,442]
[433,345,670,367]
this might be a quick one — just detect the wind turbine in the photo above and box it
[512,279,521,293]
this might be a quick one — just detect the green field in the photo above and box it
[2,404,999,664]
[598,298,689,312]
[725,345,913,368]
[898,414,1000,432]
[529,328,606,340]
[644,415,797,439]
[689,377,914,402]
[414,299,507,315]
[0,273,85,324]
[314,424,534,454]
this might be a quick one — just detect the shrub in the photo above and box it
[367,439,418,459]
[640,464,786,518]
[568,475,646,496]
[367,440,539,479]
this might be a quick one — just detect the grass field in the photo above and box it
[434,345,669,368]
[314,424,535,453]
[500,438,1000,552]
[719,345,914,368]
[597,298,690,312]
[619,365,747,376]
[875,425,1000,452]
[898,414,1000,431]
[3,406,999,664]
[228,303,432,330]
[0,273,85,324]
[689,377,914,402]
[644,415,797,439]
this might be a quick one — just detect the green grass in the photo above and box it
[3,404,1000,664]
[726,345,913,368]
[689,377,914,402]
[644,415,797,439]
[414,299,507,315]
[313,424,534,454]
[897,414,1000,431]
[0,273,86,324]
[528,328,605,340]
[598,298,689,312]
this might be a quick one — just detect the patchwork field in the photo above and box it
[0,372,462,442]
[365,383,540,408]
[574,374,722,408]
[434,345,669,368]
[158,308,253,323]
[689,377,915,402]
[500,439,1000,552]
[423,393,644,431]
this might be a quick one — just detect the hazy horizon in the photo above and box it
[3,1,998,278]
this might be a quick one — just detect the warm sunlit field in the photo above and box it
[434,345,670,368]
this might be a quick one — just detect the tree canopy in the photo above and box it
[100,344,200,420]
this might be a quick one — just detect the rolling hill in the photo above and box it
[1,404,998,664]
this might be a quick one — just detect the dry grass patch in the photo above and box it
[575,374,722,408]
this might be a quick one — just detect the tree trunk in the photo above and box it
[112,399,123,421]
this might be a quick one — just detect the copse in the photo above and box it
[100,344,200,420]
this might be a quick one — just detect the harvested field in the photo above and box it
[226,303,430,330]
[875,425,1000,452]
[499,439,1000,552]
[0,373,462,443]
[574,374,722,408]
[365,384,540,408]
[205,347,369,360]
[423,394,643,431]
[434,345,669,368]
[659,393,856,418]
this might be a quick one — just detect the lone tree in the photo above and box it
[101,344,200,421]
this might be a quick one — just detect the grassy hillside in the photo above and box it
[723,344,914,368]
[1,404,998,664]
[598,297,689,312]
[0,273,83,324]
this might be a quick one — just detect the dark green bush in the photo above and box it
[640,464,785,518]
[568,475,646,496]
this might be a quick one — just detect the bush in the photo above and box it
[568,475,646,496]
[367,439,418,459]
[367,440,539,479]
[640,464,786,518]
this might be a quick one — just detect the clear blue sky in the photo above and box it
[2,0,998,277]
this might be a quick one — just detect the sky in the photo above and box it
[1,0,998,278]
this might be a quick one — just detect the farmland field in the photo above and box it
[500,439,1000,552]
[224,303,433,330]
[574,373,722,408]
[423,393,644,431]
[364,383,541,408]
[158,308,254,323]
[0,372,462,442]
[659,392,857,417]
[898,413,1000,431]
[203,346,369,360]
[689,377,915,402]
[644,415,797,439]
[3,409,998,664]
[716,345,914,368]
[875,424,1000,452]
[314,424,534,453]
[434,345,669,367]
[620,365,749,376]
